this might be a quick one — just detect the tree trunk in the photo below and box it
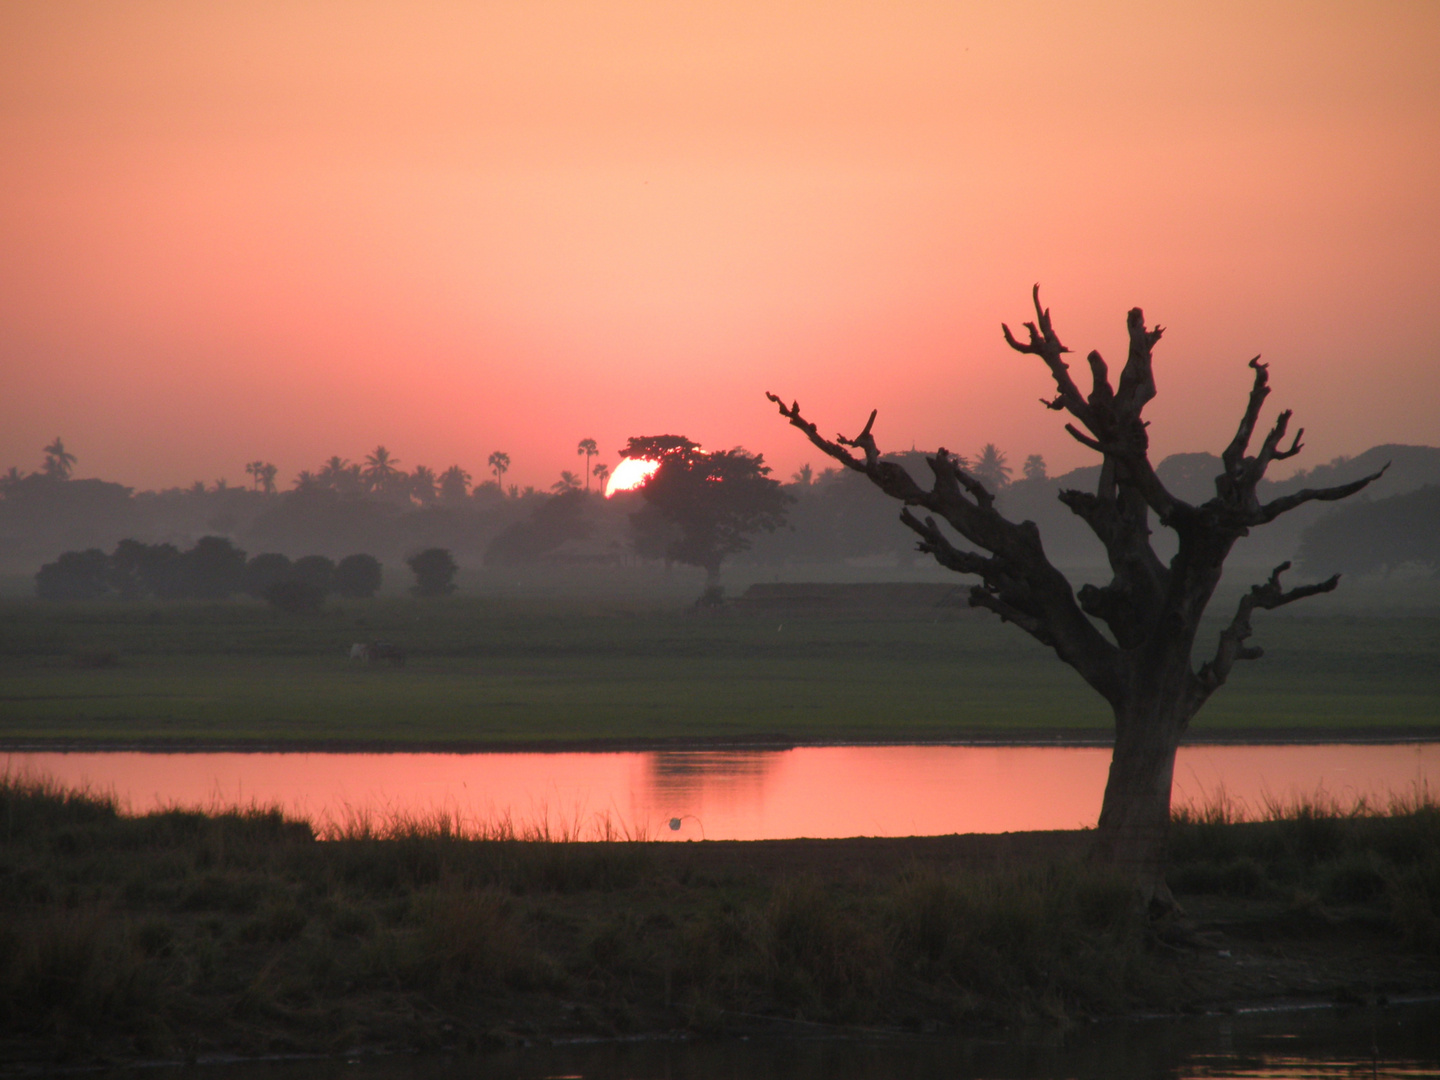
[1090,699,1189,908]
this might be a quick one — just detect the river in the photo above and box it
[8,742,1435,839]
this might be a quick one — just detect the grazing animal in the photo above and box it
[367,641,407,667]
[348,643,371,664]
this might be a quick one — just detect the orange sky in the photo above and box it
[3,2,1438,491]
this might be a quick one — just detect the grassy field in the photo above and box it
[3,774,1439,1065]
[0,596,1437,746]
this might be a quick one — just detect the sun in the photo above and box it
[604,457,660,498]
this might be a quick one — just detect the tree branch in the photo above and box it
[1195,562,1340,698]
[1256,466,1388,524]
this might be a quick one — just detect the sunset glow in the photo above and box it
[605,457,660,498]
[1,4,1438,489]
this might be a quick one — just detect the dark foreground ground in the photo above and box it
[3,778,1439,1071]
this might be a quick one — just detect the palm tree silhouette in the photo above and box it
[438,465,471,502]
[488,450,510,492]
[577,438,599,492]
[593,461,610,492]
[362,446,401,495]
[42,438,76,480]
[552,470,581,494]
[972,443,1012,491]
[410,464,438,505]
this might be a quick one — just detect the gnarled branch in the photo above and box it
[1195,561,1340,699]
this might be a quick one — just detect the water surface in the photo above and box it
[11,742,1434,839]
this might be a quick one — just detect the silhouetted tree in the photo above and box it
[792,463,814,486]
[361,446,402,496]
[335,553,383,598]
[552,470,582,494]
[410,465,438,505]
[577,438,599,492]
[593,461,611,492]
[36,548,109,600]
[0,466,24,494]
[769,289,1383,903]
[972,444,1011,490]
[265,579,326,614]
[243,553,294,599]
[1023,454,1048,482]
[319,456,363,496]
[292,554,336,594]
[622,435,790,587]
[180,536,248,599]
[42,438,76,480]
[438,465,471,503]
[488,451,510,491]
[407,547,458,597]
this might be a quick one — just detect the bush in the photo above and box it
[242,553,293,599]
[292,554,336,593]
[35,549,111,600]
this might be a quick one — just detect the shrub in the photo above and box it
[406,547,457,597]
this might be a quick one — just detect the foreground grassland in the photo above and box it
[3,776,1438,1066]
[1,598,1437,745]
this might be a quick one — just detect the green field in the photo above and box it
[1,596,1437,746]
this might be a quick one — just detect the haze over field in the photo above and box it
[2,2,1438,492]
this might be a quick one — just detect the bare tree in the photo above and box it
[577,438,599,492]
[769,289,1384,904]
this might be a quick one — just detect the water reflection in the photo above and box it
[8,743,1435,841]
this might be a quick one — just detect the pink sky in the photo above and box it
[3,2,1438,492]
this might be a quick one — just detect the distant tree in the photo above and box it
[1299,485,1440,578]
[265,579,327,614]
[319,456,363,496]
[407,547,458,597]
[42,438,76,480]
[361,446,402,496]
[971,444,1012,490]
[438,465,471,503]
[292,470,323,493]
[245,461,264,490]
[552,470,582,494]
[259,463,278,494]
[410,465,438,505]
[243,553,294,599]
[488,451,510,491]
[188,480,206,496]
[180,536,248,599]
[335,553,383,598]
[111,540,185,599]
[36,549,110,600]
[792,463,814,486]
[622,435,790,587]
[0,466,25,494]
[577,438,599,492]
[292,554,336,594]
[1023,454,1048,482]
[593,461,610,492]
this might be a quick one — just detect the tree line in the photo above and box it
[36,539,460,608]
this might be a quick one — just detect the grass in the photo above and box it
[4,771,1439,1067]
[1,597,1437,745]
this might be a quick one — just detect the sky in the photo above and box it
[2,1,1438,492]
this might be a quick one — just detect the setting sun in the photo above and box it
[604,457,660,498]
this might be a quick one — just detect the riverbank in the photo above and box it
[3,777,1438,1070]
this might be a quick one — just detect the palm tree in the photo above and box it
[488,450,510,492]
[318,456,362,495]
[42,438,76,480]
[593,461,610,492]
[1023,454,1048,482]
[577,438,598,492]
[362,446,401,495]
[259,463,278,494]
[410,464,438,505]
[438,465,471,503]
[792,463,814,485]
[552,470,581,494]
[292,469,322,493]
[971,443,1012,491]
[1,466,25,494]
